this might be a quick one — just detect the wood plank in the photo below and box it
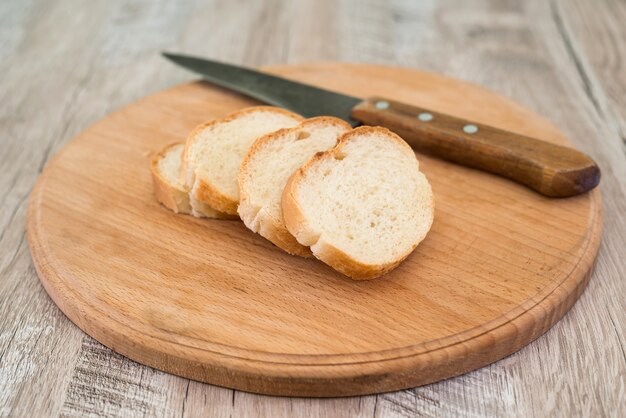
[554,0,626,157]
[0,0,204,416]
[0,0,624,415]
[0,0,115,415]
[60,338,188,417]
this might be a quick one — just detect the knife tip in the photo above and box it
[162,51,184,62]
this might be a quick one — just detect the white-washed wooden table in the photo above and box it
[1,0,624,416]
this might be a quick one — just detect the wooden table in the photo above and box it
[1,0,624,416]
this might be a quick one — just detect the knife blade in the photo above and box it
[163,52,361,126]
[163,52,600,197]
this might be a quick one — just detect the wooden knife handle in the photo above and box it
[351,97,600,197]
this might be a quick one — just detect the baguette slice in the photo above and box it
[282,126,434,280]
[182,107,303,215]
[238,117,351,256]
[150,143,233,219]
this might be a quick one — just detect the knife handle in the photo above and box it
[351,97,600,197]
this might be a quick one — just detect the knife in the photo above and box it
[162,52,600,197]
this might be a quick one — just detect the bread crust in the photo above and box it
[151,143,234,219]
[238,197,313,257]
[182,106,304,215]
[281,126,434,280]
[190,195,238,220]
[151,143,192,214]
[192,177,239,215]
[238,117,350,257]
[281,172,320,246]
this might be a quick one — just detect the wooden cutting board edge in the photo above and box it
[26,63,603,397]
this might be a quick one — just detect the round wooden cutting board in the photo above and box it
[27,63,601,397]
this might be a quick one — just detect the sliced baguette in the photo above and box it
[238,117,351,256]
[150,143,233,219]
[182,107,303,215]
[281,126,434,280]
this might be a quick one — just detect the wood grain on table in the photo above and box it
[0,0,624,417]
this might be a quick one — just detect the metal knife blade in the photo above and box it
[162,52,361,126]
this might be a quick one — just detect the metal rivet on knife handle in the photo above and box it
[375,101,389,109]
[418,112,433,122]
[463,124,478,134]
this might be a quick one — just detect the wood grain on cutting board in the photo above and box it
[27,63,601,397]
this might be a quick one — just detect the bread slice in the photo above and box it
[182,107,303,215]
[150,143,233,219]
[281,126,434,280]
[238,117,352,256]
